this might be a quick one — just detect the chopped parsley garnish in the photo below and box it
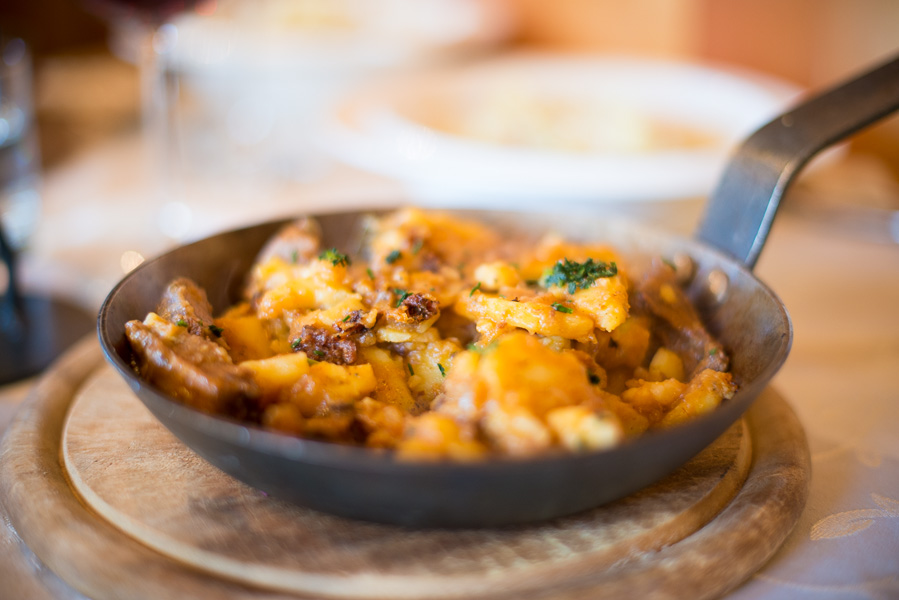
[544,258,618,294]
[341,314,352,322]
[290,339,302,351]
[366,267,375,280]
[394,288,411,308]
[407,363,415,376]
[386,250,402,264]
[307,358,318,366]
[588,372,601,385]
[291,250,299,264]
[175,319,188,327]
[412,239,423,255]
[437,363,446,377]
[709,348,719,356]
[208,324,224,337]
[319,248,351,267]
[552,302,573,313]
[312,349,325,358]
[470,282,481,297]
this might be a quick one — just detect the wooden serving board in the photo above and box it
[0,338,811,600]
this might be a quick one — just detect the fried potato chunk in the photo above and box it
[436,331,623,456]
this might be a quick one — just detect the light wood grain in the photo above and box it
[60,366,750,599]
[1,338,811,600]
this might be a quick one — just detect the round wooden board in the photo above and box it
[1,338,811,600]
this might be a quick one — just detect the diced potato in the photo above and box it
[437,331,624,456]
[262,402,305,435]
[597,392,650,437]
[594,316,651,369]
[397,413,487,461]
[240,352,311,399]
[256,281,316,320]
[481,405,554,457]
[569,275,629,332]
[287,361,377,416]
[217,314,273,362]
[406,338,463,407]
[477,332,594,418]
[455,294,595,340]
[355,397,406,448]
[473,261,521,291]
[291,296,368,330]
[647,347,686,382]
[261,402,354,441]
[546,405,623,451]
[621,378,687,423]
[658,369,737,428]
[360,346,417,413]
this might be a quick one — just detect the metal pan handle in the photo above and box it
[696,53,899,269]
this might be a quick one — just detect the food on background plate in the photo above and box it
[414,81,720,154]
[125,209,736,460]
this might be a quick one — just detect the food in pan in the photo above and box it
[125,209,736,460]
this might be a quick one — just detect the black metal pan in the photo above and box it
[98,55,899,527]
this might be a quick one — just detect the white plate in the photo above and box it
[322,53,801,207]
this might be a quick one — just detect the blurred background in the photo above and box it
[1,0,898,311]
[2,0,895,170]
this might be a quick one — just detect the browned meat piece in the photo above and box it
[157,277,219,340]
[633,260,728,377]
[125,320,260,418]
[397,293,439,323]
[334,309,376,338]
[290,325,357,365]
[254,217,321,266]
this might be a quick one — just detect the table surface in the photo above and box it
[2,126,898,598]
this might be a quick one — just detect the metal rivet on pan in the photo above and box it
[707,270,729,302]
[672,253,695,285]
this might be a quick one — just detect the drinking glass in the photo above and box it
[0,36,95,384]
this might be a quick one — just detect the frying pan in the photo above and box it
[99,55,899,527]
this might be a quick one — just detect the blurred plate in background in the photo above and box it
[322,53,800,210]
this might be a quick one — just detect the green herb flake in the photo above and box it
[175,319,188,328]
[394,288,411,308]
[291,250,299,264]
[407,363,415,376]
[341,314,352,322]
[662,258,677,271]
[319,248,351,267]
[470,282,482,297]
[437,363,446,377]
[552,302,573,314]
[312,349,325,358]
[307,358,318,366]
[208,324,224,337]
[709,348,719,356]
[386,250,402,264]
[412,239,423,255]
[366,267,375,280]
[290,339,302,351]
[544,258,618,293]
